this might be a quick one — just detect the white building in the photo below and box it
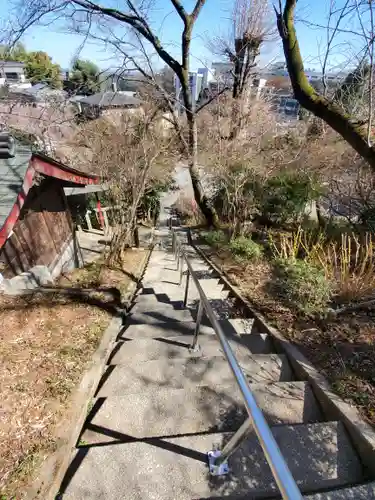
[259,60,346,84]
[174,68,210,111]
[0,61,31,89]
[211,62,233,85]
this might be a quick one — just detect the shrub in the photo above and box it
[201,230,227,248]
[273,258,332,315]
[229,236,263,260]
[258,171,323,225]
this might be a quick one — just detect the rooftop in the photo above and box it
[78,91,141,108]
[0,60,25,68]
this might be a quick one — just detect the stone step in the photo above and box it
[137,286,229,303]
[132,293,184,307]
[305,482,375,498]
[82,382,321,444]
[63,422,363,499]
[119,321,215,339]
[129,301,188,314]
[142,269,183,284]
[224,317,257,335]
[130,293,229,313]
[150,279,225,295]
[110,334,273,363]
[127,308,195,324]
[98,354,293,397]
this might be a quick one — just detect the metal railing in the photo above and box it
[171,230,303,500]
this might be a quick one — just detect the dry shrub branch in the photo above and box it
[72,106,176,264]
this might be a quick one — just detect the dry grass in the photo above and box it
[0,249,146,498]
[270,228,375,304]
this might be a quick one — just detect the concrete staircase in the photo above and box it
[59,229,375,499]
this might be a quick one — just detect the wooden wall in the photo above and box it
[0,177,72,278]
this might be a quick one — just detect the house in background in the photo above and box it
[0,60,31,90]
[73,90,141,119]
[0,132,103,293]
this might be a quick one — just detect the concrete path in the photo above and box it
[58,228,371,499]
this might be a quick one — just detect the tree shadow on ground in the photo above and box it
[56,336,358,499]
[0,285,124,316]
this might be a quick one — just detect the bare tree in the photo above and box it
[9,0,220,225]
[70,105,175,263]
[209,0,275,138]
[275,0,375,170]
[230,0,275,100]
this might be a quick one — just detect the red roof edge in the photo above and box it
[32,152,100,184]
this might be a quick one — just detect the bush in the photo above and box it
[258,172,323,225]
[229,236,263,260]
[273,258,331,315]
[201,230,226,248]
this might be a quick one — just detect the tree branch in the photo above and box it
[191,0,207,21]
[276,0,375,170]
[70,0,182,74]
[196,86,229,113]
[170,0,188,23]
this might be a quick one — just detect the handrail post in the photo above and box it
[212,418,252,469]
[176,241,182,271]
[179,258,184,285]
[183,270,190,307]
[190,300,203,351]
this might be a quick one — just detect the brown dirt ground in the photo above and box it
[199,244,375,427]
[0,249,146,498]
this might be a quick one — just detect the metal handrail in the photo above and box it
[172,230,303,500]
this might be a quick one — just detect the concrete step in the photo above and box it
[224,317,257,335]
[142,269,182,284]
[137,285,229,303]
[129,301,188,314]
[63,422,363,499]
[132,295,185,310]
[305,481,375,498]
[131,294,230,313]
[98,354,293,397]
[127,308,195,324]
[119,321,215,339]
[110,334,273,363]
[150,280,225,295]
[82,382,321,444]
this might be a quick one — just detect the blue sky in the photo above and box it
[16,0,362,72]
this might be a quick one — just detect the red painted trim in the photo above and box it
[0,163,36,248]
[32,156,99,185]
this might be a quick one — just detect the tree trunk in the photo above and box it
[186,109,219,226]
[179,66,219,227]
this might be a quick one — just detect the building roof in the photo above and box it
[0,138,100,248]
[9,83,67,102]
[78,91,141,108]
[64,184,108,196]
[0,60,25,68]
